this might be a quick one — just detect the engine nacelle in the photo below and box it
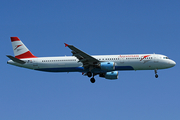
[100,62,115,71]
[99,71,118,80]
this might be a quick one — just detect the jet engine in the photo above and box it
[100,62,115,71]
[99,71,118,80]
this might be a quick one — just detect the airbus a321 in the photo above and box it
[7,37,176,83]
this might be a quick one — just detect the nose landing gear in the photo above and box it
[155,74,158,78]
[155,69,158,78]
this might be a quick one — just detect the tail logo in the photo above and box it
[14,44,23,50]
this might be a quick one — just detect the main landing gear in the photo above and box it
[87,72,92,77]
[90,77,95,83]
[155,69,158,78]
[87,72,96,83]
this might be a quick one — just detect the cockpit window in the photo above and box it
[163,57,169,59]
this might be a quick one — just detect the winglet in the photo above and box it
[64,43,69,47]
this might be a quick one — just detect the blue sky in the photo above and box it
[1,0,180,120]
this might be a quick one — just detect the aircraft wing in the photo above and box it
[64,43,99,68]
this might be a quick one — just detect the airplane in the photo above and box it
[7,37,176,83]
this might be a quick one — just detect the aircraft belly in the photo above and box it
[115,66,134,70]
[36,62,83,72]
[35,67,84,72]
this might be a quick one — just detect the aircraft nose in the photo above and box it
[169,60,176,67]
[172,60,176,66]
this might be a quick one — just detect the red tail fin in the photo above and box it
[11,37,37,59]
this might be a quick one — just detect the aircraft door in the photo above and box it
[120,57,124,64]
[33,60,39,69]
[153,55,159,63]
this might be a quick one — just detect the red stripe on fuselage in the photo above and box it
[11,37,20,42]
[15,51,37,59]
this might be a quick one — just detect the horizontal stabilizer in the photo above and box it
[6,55,26,64]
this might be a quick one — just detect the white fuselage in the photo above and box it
[7,54,176,73]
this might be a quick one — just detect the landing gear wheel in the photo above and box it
[90,78,95,83]
[155,74,158,78]
[154,69,158,78]
[87,72,92,77]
